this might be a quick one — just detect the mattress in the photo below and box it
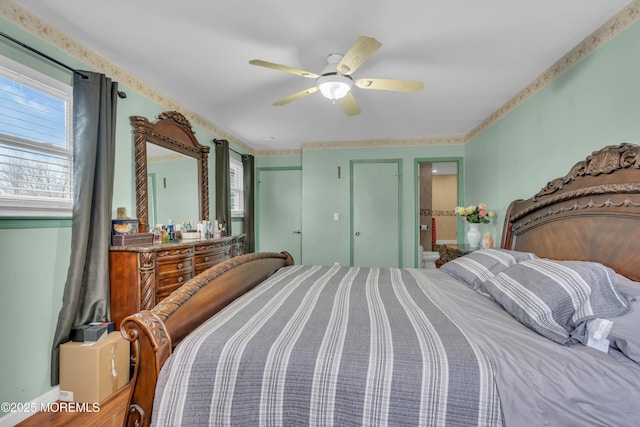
[151,264,640,426]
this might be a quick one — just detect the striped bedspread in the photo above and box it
[151,265,503,426]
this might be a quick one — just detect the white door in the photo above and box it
[257,167,302,264]
[351,160,401,267]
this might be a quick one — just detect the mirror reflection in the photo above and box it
[132,111,210,233]
[146,142,198,228]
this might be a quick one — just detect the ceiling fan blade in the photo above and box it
[336,36,382,75]
[250,59,319,79]
[338,92,361,116]
[355,78,424,92]
[273,86,319,106]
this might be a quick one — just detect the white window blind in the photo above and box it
[230,158,244,217]
[0,55,73,216]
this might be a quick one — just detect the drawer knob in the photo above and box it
[178,276,184,283]
[177,263,183,269]
[204,257,209,262]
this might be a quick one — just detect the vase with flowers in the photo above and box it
[454,203,495,248]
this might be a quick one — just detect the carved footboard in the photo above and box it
[120,251,293,427]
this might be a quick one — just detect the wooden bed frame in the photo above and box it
[121,251,294,426]
[120,143,640,426]
[500,142,640,281]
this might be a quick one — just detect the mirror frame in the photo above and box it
[131,111,210,232]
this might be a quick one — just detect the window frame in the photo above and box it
[0,54,73,217]
[229,157,244,217]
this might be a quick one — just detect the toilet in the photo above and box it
[419,245,440,269]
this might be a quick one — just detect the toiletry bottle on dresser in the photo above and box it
[153,227,161,244]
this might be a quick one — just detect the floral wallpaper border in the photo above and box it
[465,1,640,142]
[302,136,466,151]
[2,0,639,156]
[420,209,456,217]
[0,0,254,155]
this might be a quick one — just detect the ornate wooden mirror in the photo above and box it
[131,111,210,232]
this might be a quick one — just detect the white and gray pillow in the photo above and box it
[482,259,631,345]
[606,275,640,363]
[440,248,537,293]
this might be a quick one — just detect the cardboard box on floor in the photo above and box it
[59,331,129,403]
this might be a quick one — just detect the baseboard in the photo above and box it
[0,386,59,427]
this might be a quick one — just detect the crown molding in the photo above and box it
[148,154,186,163]
[465,0,640,142]
[254,149,302,157]
[3,0,638,156]
[303,136,465,151]
[0,0,255,156]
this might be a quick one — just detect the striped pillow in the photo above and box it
[483,259,631,345]
[606,276,640,363]
[440,248,537,293]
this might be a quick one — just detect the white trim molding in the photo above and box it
[2,0,639,156]
[465,1,640,142]
[0,0,254,156]
[254,149,302,157]
[303,136,465,151]
[0,386,59,427]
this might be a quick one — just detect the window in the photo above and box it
[229,158,244,217]
[0,55,73,217]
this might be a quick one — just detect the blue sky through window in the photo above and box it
[0,75,66,147]
[0,69,71,212]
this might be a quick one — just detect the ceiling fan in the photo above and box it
[249,35,424,116]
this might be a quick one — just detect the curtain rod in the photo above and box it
[0,31,127,99]
[213,138,247,158]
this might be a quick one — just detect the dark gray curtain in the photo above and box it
[215,139,231,235]
[242,154,255,252]
[50,72,118,385]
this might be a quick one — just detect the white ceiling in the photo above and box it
[11,0,632,152]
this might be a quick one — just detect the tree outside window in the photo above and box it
[230,158,244,217]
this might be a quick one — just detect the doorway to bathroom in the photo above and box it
[414,158,463,267]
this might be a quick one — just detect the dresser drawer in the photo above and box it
[156,247,194,261]
[157,256,193,302]
[110,235,244,327]
[156,271,193,302]
[194,249,231,274]
[157,258,192,274]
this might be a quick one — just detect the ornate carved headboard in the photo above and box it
[501,143,640,281]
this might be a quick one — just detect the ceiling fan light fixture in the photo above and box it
[250,36,420,115]
[317,73,353,101]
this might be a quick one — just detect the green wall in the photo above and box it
[464,19,640,243]
[0,16,236,419]
[255,154,302,169]
[0,18,81,416]
[256,148,464,268]
[111,97,221,227]
[0,227,70,414]
[147,158,200,227]
[301,145,464,267]
[2,7,640,423]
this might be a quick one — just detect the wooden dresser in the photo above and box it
[109,234,245,328]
